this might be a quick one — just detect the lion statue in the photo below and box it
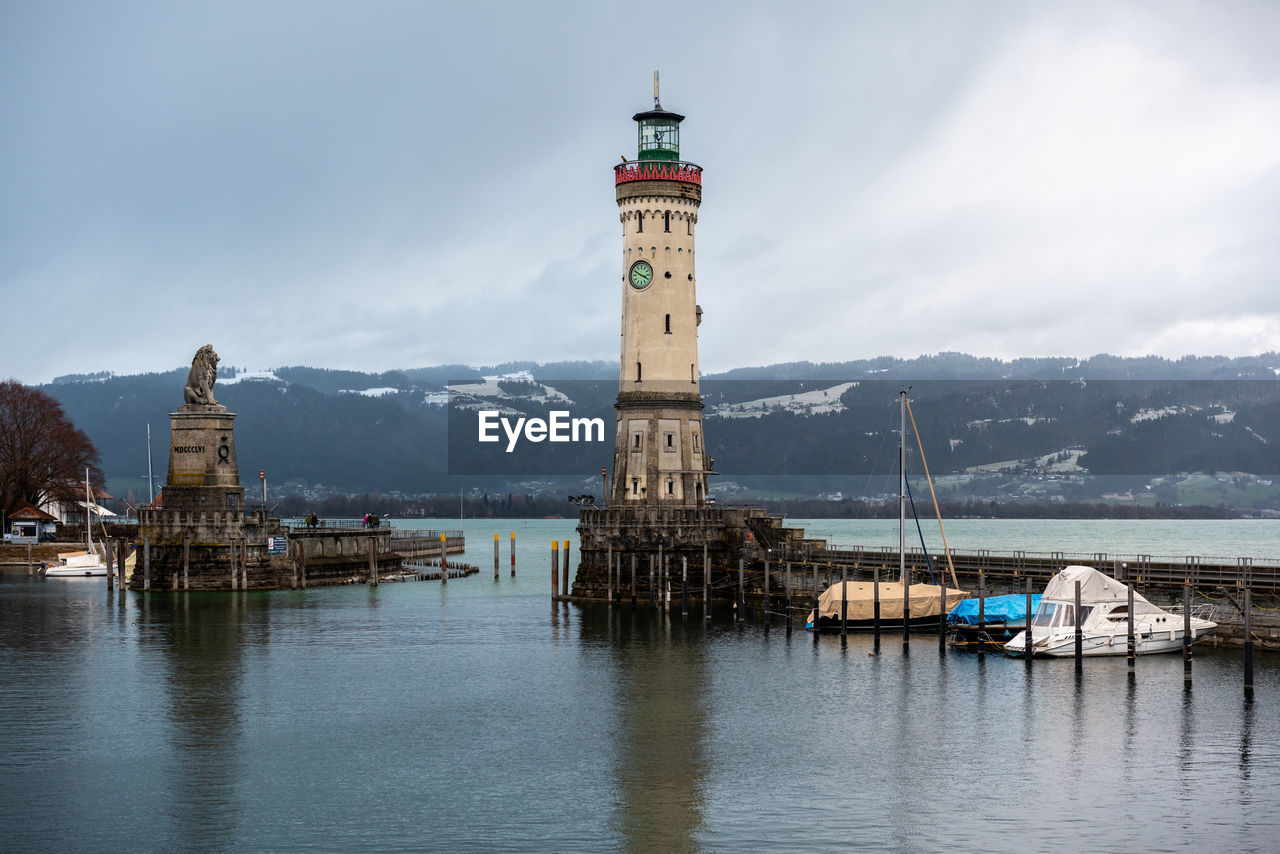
[183,345,220,405]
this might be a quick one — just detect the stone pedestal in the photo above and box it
[133,404,248,590]
[163,404,244,524]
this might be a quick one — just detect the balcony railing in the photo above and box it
[615,160,702,187]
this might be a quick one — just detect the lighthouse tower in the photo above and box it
[611,76,709,506]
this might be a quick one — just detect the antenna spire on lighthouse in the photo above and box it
[653,70,660,109]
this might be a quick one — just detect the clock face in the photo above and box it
[629,260,654,290]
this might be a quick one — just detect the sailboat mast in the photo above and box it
[85,466,93,554]
[899,391,906,584]
[146,423,155,505]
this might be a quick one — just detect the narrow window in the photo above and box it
[633,433,641,449]
[693,433,700,452]
[667,479,674,495]
[664,211,670,232]
[637,212,643,233]
[632,478,639,496]
[687,219,691,235]
[665,433,675,450]
[691,363,696,383]
[636,361,642,382]
[665,314,671,334]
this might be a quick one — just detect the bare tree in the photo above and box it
[0,381,103,518]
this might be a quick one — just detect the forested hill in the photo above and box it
[43,353,1280,505]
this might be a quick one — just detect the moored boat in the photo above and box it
[806,581,967,631]
[1004,565,1216,657]
[947,593,1041,651]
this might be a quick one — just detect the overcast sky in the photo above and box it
[3,1,1278,384]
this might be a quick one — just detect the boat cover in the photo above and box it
[1044,565,1163,613]
[806,581,968,624]
[947,594,1041,626]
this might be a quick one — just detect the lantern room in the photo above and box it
[633,106,683,162]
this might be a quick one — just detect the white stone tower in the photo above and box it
[611,77,710,505]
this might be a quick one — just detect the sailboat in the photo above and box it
[807,391,967,630]
[43,469,110,577]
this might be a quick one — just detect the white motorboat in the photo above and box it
[1004,565,1216,657]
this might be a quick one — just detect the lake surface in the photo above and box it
[2,519,1277,852]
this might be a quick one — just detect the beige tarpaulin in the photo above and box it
[806,581,968,624]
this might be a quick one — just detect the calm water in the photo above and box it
[2,519,1278,853]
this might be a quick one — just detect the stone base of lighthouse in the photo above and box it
[610,390,710,506]
[570,505,815,603]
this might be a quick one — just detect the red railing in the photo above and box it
[615,160,703,187]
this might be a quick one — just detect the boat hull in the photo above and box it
[1005,624,1216,657]
[43,565,109,577]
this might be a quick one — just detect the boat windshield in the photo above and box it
[1032,602,1069,628]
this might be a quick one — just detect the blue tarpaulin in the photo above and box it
[947,594,1041,626]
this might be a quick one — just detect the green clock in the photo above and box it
[628,260,654,290]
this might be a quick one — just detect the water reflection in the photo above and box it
[580,604,708,853]
[145,592,256,850]
[1239,695,1254,782]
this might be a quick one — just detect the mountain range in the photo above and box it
[43,352,1280,511]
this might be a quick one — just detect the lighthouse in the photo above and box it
[611,74,709,506]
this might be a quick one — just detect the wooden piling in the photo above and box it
[143,536,151,591]
[658,545,664,610]
[630,553,636,609]
[662,553,669,612]
[763,560,771,632]
[681,556,688,620]
[551,540,559,599]
[937,579,946,653]
[27,541,33,575]
[840,564,848,640]
[1183,582,1192,685]
[785,562,792,634]
[649,555,655,612]
[369,536,378,586]
[977,573,986,658]
[902,567,910,653]
[704,544,711,624]
[1244,586,1254,696]
[494,533,500,581]
[183,538,190,590]
[441,534,448,585]
[510,531,516,576]
[1025,576,1033,664]
[811,562,819,644]
[105,539,114,591]
[607,543,613,603]
[616,553,622,606]
[1127,579,1135,673]
[117,539,127,590]
[873,564,881,644]
[738,559,745,623]
[562,539,569,598]
[1074,578,1083,671]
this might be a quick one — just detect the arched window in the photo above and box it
[637,212,643,233]
[665,314,671,334]
[664,211,670,232]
